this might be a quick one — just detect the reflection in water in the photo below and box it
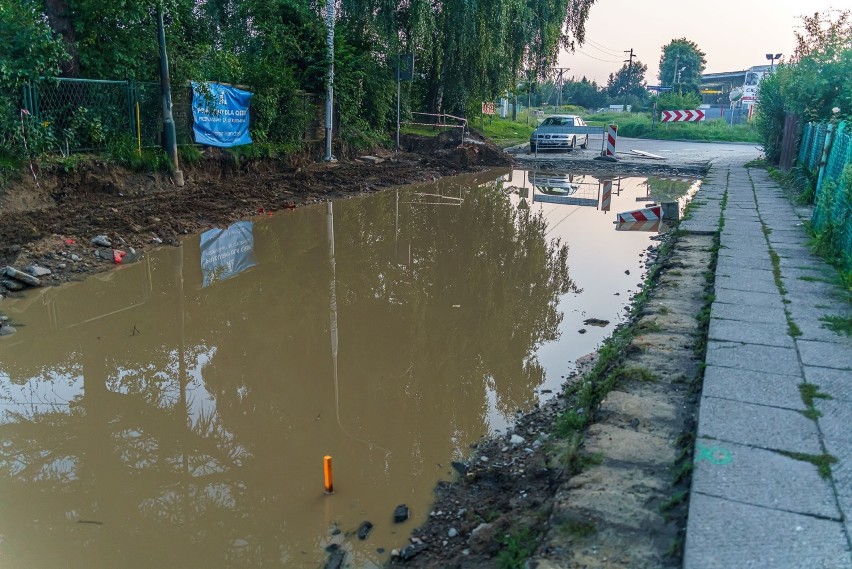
[0,171,582,568]
[199,221,257,287]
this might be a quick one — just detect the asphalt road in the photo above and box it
[510,136,762,171]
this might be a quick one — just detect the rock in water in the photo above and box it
[357,521,373,540]
[322,545,345,569]
[0,325,17,336]
[583,318,610,327]
[393,504,409,523]
[399,543,427,561]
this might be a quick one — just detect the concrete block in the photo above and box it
[714,288,784,309]
[715,275,781,295]
[803,366,852,401]
[702,365,803,409]
[697,396,822,454]
[706,341,801,376]
[708,318,793,348]
[684,495,852,569]
[798,340,852,370]
[691,438,840,519]
[710,303,787,325]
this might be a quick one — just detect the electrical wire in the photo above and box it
[585,38,622,56]
[583,40,622,58]
[576,49,620,63]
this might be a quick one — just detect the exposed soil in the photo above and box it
[0,130,511,294]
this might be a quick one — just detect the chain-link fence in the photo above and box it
[801,121,852,270]
[13,78,324,154]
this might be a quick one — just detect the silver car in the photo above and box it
[529,115,589,152]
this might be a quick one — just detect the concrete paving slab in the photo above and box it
[798,340,852,370]
[715,255,774,272]
[814,398,852,444]
[803,366,852,401]
[697,397,821,454]
[711,302,788,325]
[715,275,780,295]
[702,365,803,409]
[684,494,852,569]
[706,341,800,376]
[714,288,784,309]
[691,438,840,519]
[714,266,775,282]
[708,318,793,348]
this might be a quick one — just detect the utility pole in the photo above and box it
[324,0,335,161]
[552,67,570,108]
[156,3,183,187]
[623,48,635,111]
[671,54,679,86]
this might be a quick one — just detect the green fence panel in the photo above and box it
[798,123,812,166]
[811,121,852,271]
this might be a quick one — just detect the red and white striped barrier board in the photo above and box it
[616,220,661,232]
[660,110,705,123]
[616,205,661,223]
[605,124,617,157]
[600,179,613,212]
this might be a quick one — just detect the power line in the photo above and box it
[585,38,622,56]
[583,40,624,58]
[576,49,620,63]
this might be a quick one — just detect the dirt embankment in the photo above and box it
[0,131,510,295]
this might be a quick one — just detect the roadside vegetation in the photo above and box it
[753,9,852,278]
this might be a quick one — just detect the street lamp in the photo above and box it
[765,53,782,72]
[676,66,687,84]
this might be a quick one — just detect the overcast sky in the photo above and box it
[558,0,841,86]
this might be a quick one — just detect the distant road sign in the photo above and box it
[647,85,673,92]
[661,109,705,123]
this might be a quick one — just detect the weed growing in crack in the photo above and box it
[778,451,838,479]
[819,315,852,337]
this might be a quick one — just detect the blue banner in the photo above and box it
[199,221,256,287]
[192,81,253,147]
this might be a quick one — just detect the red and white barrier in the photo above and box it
[605,124,617,157]
[616,205,661,223]
[616,220,661,232]
[660,110,705,123]
[600,179,613,212]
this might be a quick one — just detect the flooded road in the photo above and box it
[0,170,696,568]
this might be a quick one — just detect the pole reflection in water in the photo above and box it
[0,170,692,567]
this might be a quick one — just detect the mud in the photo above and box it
[0,130,511,294]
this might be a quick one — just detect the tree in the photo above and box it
[563,77,607,109]
[658,38,706,92]
[606,59,648,103]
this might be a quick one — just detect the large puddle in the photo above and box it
[0,170,697,568]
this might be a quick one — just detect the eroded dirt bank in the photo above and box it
[1,132,510,293]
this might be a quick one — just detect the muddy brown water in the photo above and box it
[0,169,696,568]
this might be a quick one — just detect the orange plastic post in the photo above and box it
[323,455,334,494]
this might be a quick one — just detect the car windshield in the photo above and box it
[541,117,574,127]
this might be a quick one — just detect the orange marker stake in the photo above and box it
[323,455,334,494]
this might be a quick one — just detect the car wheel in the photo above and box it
[530,142,536,153]
[580,136,588,149]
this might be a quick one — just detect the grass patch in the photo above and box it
[659,490,688,513]
[636,319,663,333]
[768,249,787,295]
[819,315,852,336]
[558,520,597,539]
[778,451,838,479]
[799,383,832,407]
[178,144,203,167]
[497,527,538,569]
[744,157,768,169]
[478,116,535,148]
[617,365,658,382]
[787,318,802,337]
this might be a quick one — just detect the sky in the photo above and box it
[558,0,842,86]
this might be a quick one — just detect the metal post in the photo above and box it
[324,0,336,161]
[396,57,401,151]
[815,124,836,199]
[157,4,184,187]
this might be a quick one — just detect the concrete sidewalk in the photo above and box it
[682,160,852,568]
